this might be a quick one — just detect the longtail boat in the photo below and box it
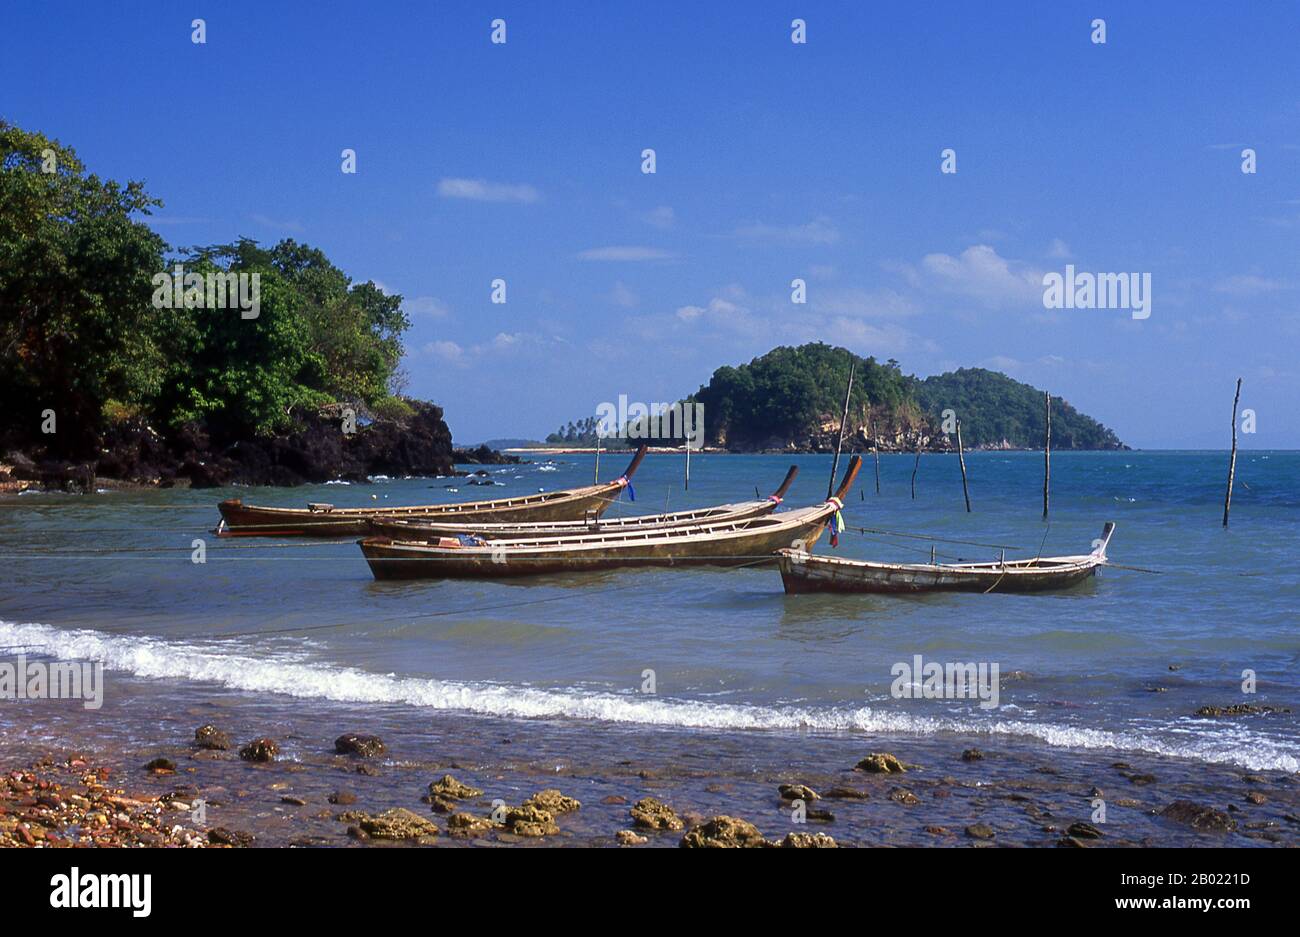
[777,523,1115,595]
[216,446,647,537]
[367,465,800,540]
[358,457,862,580]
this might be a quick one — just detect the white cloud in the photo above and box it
[1047,238,1073,259]
[405,296,450,317]
[423,340,464,363]
[642,206,675,229]
[577,246,675,261]
[735,215,840,245]
[913,244,1045,308]
[437,177,540,203]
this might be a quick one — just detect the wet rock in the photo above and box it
[280,795,307,806]
[144,757,176,774]
[778,832,837,848]
[822,787,869,800]
[334,733,386,758]
[354,763,380,776]
[778,783,819,801]
[328,790,356,805]
[961,749,984,762]
[447,812,498,838]
[193,725,231,751]
[504,804,558,838]
[425,774,482,801]
[630,797,684,831]
[965,823,996,840]
[601,795,628,805]
[680,815,767,848]
[524,789,581,814]
[238,738,278,763]
[616,829,648,846]
[208,827,255,847]
[925,825,952,836]
[358,807,440,841]
[888,788,920,806]
[1121,771,1157,785]
[1056,835,1090,848]
[427,796,460,815]
[856,752,908,774]
[1067,822,1103,839]
[1195,704,1290,717]
[1160,800,1237,833]
[1245,792,1268,805]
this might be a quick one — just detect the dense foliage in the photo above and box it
[547,345,1124,450]
[0,121,410,454]
[914,368,1123,449]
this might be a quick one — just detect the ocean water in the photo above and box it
[1,451,1297,779]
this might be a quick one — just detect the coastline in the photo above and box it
[3,689,1294,848]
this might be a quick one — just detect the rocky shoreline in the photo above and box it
[3,699,1294,849]
[0,401,519,495]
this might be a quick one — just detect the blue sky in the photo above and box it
[4,1,1298,447]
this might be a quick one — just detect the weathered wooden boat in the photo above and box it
[367,466,800,540]
[358,457,862,580]
[216,446,647,537]
[777,523,1115,595]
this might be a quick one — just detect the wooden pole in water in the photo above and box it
[594,432,601,483]
[1042,391,1052,520]
[911,434,921,500]
[828,361,856,500]
[1223,378,1242,527]
[684,437,691,491]
[869,417,881,495]
[956,419,972,513]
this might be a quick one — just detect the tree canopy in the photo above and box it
[0,120,411,454]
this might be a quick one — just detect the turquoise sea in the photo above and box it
[2,450,1296,784]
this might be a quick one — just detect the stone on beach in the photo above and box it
[1160,800,1237,833]
[888,787,920,805]
[239,738,278,763]
[193,724,231,751]
[447,811,499,838]
[964,823,996,840]
[778,831,837,848]
[426,774,483,801]
[630,796,684,831]
[334,733,386,757]
[616,829,648,846]
[357,807,439,841]
[208,827,255,847]
[856,752,908,773]
[680,815,768,848]
[144,757,176,774]
[778,783,819,801]
[524,788,581,814]
[504,803,558,838]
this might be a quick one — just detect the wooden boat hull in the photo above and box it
[368,465,800,541]
[359,459,861,580]
[361,511,834,579]
[216,447,647,537]
[777,523,1115,595]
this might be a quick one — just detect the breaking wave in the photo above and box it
[1,619,1294,773]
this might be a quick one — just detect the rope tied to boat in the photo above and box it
[616,475,636,501]
[825,497,845,547]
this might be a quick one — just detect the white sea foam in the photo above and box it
[1,619,1295,773]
